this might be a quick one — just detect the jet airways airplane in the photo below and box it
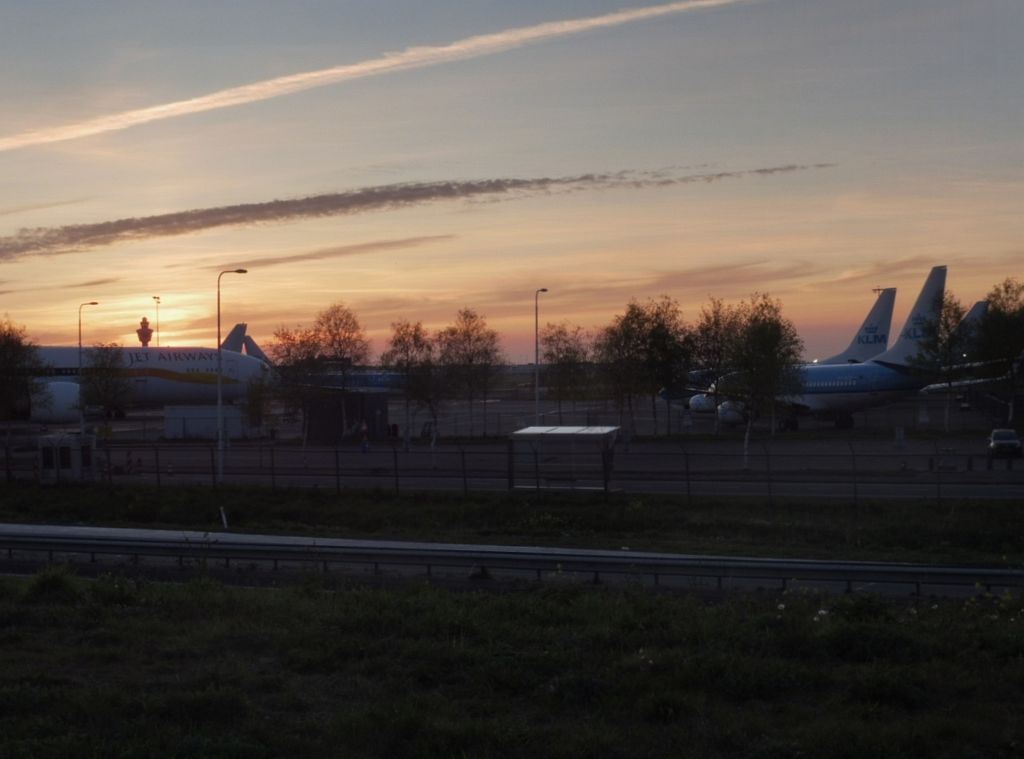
[28,343,268,424]
[219,322,402,393]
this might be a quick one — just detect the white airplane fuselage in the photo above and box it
[681,286,898,414]
[787,361,924,414]
[36,346,267,407]
[700,265,947,427]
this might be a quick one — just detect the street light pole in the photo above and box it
[534,287,548,425]
[78,301,98,435]
[152,296,161,346]
[217,269,247,483]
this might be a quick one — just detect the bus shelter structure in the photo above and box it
[508,426,619,493]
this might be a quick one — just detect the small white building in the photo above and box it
[38,433,97,484]
[508,426,620,492]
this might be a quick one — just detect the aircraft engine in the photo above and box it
[30,381,80,424]
[688,394,717,413]
[717,400,747,427]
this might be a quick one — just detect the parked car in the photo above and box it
[987,428,1022,459]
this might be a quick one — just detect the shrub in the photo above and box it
[21,566,81,605]
[87,573,142,607]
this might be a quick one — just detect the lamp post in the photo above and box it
[217,269,247,483]
[152,296,161,346]
[534,287,548,425]
[78,301,98,435]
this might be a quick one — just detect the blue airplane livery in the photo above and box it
[780,265,946,427]
[700,267,946,429]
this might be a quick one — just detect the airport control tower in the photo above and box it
[136,316,153,347]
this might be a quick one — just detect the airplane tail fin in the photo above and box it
[872,266,947,367]
[220,323,272,364]
[952,300,988,361]
[958,300,988,337]
[242,335,272,364]
[819,287,896,364]
[220,323,247,352]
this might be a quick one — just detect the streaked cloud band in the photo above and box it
[0,163,831,259]
[0,0,752,152]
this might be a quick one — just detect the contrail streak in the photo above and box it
[0,0,751,152]
[0,164,832,259]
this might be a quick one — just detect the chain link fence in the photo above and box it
[5,437,1021,502]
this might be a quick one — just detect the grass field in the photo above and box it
[2,567,1022,758]
[2,484,1022,756]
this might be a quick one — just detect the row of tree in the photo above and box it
[2,276,1022,436]
[918,279,1024,431]
[268,294,804,441]
[270,277,1024,439]
[270,306,504,442]
[540,278,1024,434]
[538,294,804,434]
[0,322,136,424]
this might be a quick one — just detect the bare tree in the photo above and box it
[1,316,46,481]
[692,297,744,435]
[271,303,370,383]
[267,323,319,443]
[436,308,503,437]
[315,303,371,377]
[594,301,649,430]
[975,277,1024,424]
[0,316,44,424]
[243,372,273,432]
[911,291,970,432]
[82,343,133,418]
[727,294,804,463]
[640,296,692,436]
[269,302,370,441]
[381,319,440,447]
[540,322,592,424]
[594,296,690,434]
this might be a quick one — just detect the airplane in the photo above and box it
[951,299,988,360]
[27,331,269,424]
[918,300,1003,397]
[219,323,248,353]
[686,285,897,414]
[220,321,273,364]
[226,322,402,393]
[815,286,896,365]
[716,265,947,429]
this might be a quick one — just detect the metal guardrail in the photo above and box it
[1,524,1021,596]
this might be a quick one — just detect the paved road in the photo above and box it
[17,435,1018,500]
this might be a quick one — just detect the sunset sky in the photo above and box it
[1,0,1021,362]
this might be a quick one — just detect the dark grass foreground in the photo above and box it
[2,483,1023,565]
[1,568,1022,757]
